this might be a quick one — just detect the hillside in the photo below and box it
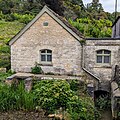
[0,21,24,69]
[0,0,119,70]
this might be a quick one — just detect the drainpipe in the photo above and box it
[81,40,100,82]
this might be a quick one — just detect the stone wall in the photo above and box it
[84,39,120,81]
[11,13,83,75]
[111,81,120,119]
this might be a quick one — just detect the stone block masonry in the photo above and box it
[11,13,82,76]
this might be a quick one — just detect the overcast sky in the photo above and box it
[83,0,120,13]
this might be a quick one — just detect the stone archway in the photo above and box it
[94,90,112,120]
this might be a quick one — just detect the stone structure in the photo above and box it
[8,6,120,118]
[9,6,120,91]
[9,6,83,76]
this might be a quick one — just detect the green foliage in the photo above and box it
[95,96,111,110]
[69,79,79,91]
[0,45,10,69]
[13,13,34,24]
[33,80,95,119]
[0,72,13,82]
[67,97,95,120]
[33,80,73,113]
[0,12,34,23]
[0,45,10,53]
[31,64,43,74]
[0,76,96,119]
[0,20,24,70]
[69,18,112,38]
[0,21,24,42]
[0,81,35,111]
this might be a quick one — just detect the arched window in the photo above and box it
[40,49,52,63]
[96,50,111,64]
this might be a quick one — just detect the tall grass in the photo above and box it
[0,81,36,111]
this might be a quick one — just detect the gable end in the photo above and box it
[9,6,84,46]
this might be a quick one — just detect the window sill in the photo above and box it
[38,63,53,66]
[94,64,112,68]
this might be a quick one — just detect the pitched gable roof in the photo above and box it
[9,5,84,45]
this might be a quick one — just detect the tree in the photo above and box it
[64,0,86,19]
[43,0,64,16]
[0,0,14,14]
[86,0,108,20]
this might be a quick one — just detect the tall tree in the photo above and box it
[86,0,107,20]
[64,0,86,19]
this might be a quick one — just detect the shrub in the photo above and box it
[95,95,111,110]
[33,80,96,119]
[33,80,74,113]
[31,64,42,74]
[0,72,13,82]
[67,97,95,120]
[13,13,34,24]
[69,79,79,91]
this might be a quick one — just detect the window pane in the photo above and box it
[104,56,110,63]
[41,50,46,53]
[47,55,52,61]
[97,56,102,63]
[47,50,52,53]
[104,50,111,54]
[41,55,46,61]
[97,50,102,54]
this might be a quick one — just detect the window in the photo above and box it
[40,49,52,63]
[96,50,111,64]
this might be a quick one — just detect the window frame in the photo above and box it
[40,49,52,65]
[96,50,111,64]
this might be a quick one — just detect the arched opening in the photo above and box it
[94,90,109,99]
[94,90,110,108]
[94,90,112,119]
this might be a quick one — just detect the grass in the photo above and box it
[0,72,13,82]
[0,21,25,44]
[0,75,96,119]
[0,20,25,69]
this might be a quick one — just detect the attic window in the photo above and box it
[43,21,48,26]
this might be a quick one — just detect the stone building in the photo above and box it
[9,6,120,86]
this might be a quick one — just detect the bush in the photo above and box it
[0,78,96,119]
[95,95,111,110]
[0,72,13,82]
[13,13,34,24]
[69,79,79,91]
[33,80,74,113]
[67,97,95,120]
[31,64,42,74]
[33,80,96,119]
